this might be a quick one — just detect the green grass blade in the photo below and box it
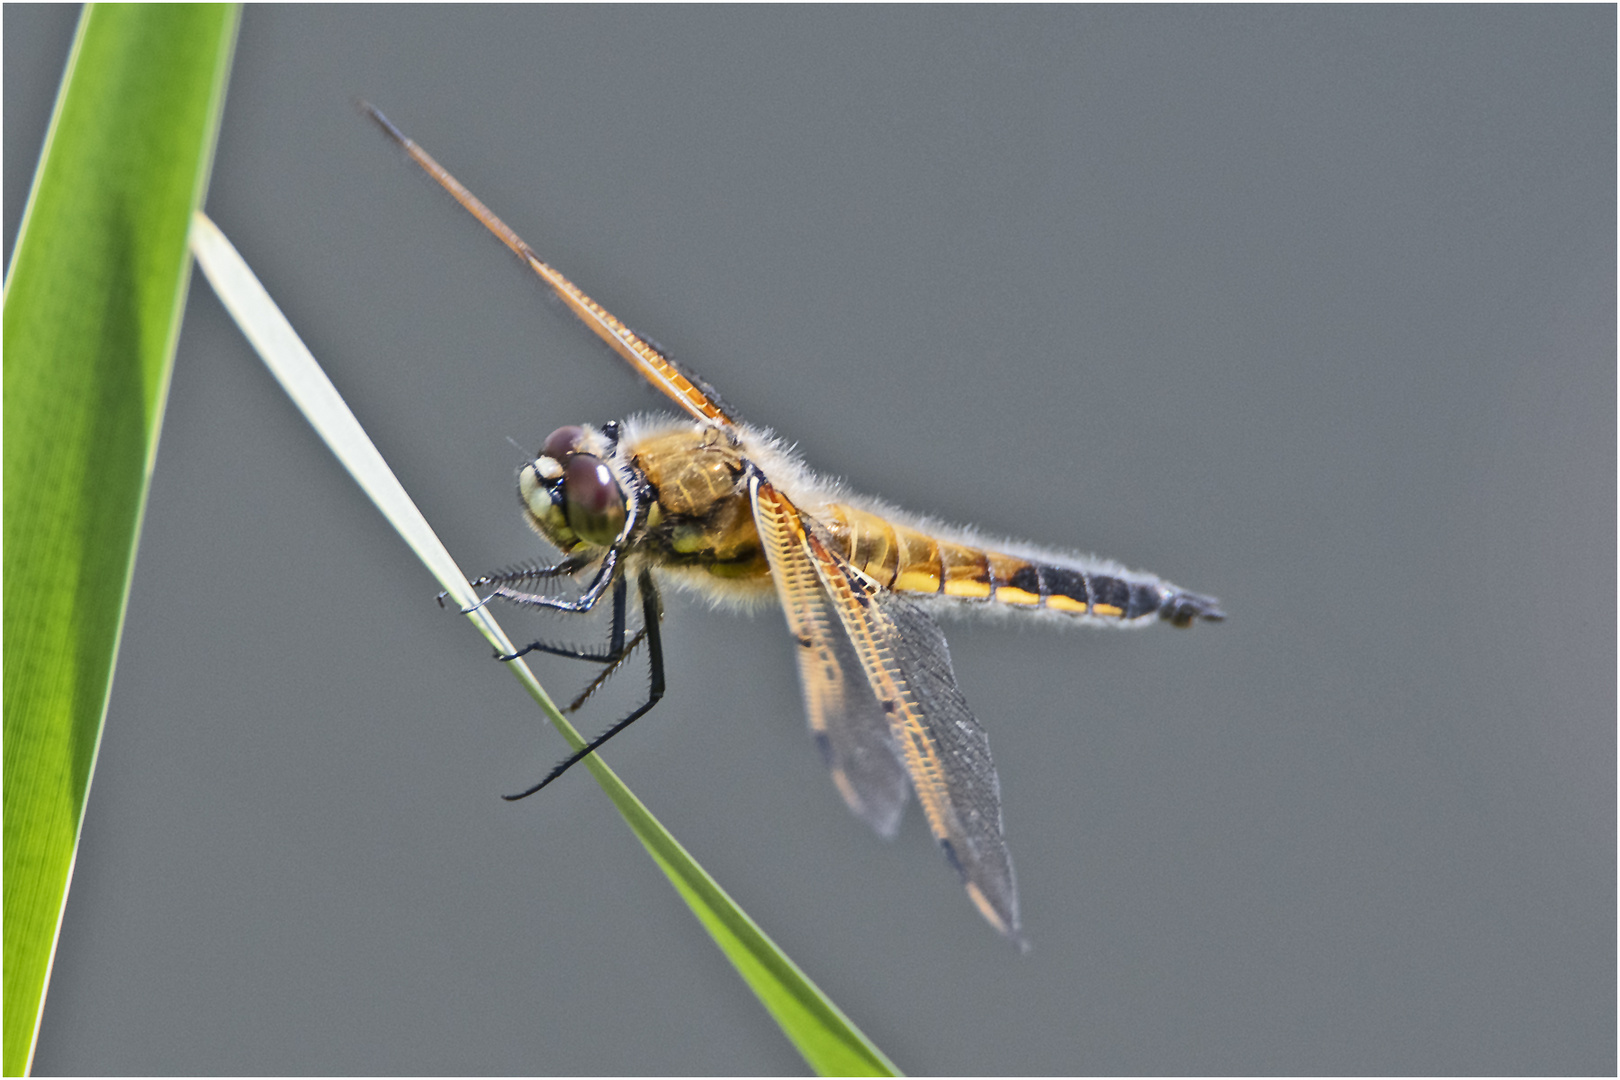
[2,6,238,1075]
[189,211,900,1078]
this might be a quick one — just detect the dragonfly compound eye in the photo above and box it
[563,453,627,545]
[541,424,587,461]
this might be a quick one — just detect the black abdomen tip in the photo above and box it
[1161,590,1225,627]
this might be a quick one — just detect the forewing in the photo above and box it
[365,105,738,426]
[513,261,739,427]
[750,476,909,836]
[750,476,1022,941]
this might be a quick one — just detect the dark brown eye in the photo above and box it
[541,425,586,461]
[562,453,626,545]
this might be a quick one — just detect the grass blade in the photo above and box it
[1,6,238,1074]
[188,211,900,1077]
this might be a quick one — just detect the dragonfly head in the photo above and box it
[519,424,628,549]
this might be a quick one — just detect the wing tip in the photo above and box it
[357,100,407,148]
[964,878,1026,949]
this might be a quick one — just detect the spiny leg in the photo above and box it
[446,552,625,662]
[562,625,649,713]
[437,551,595,611]
[475,560,646,708]
[479,568,649,777]
[475,547,621,617]
[470,496,643,623]
[497,574,628,664]
[504,569,666,801]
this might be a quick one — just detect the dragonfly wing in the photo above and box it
[364,104,739,427]
[750,475,1021,941]
[750,473,909,835]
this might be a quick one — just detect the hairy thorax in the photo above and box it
[630,428,767,579]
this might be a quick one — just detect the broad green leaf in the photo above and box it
[190,212,899,1078]
[2,6,238,1074]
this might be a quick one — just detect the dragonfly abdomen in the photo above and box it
[822,503,1221,627]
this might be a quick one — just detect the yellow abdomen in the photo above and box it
[820,503,1164,622]
[629,428,1181,624]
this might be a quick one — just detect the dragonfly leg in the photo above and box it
[560,624,648,713]
[504,570,665,800]
[437,551,596,612]
[481,548,620,616]
[497,574,628,663]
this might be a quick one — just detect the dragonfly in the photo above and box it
[366,105,1224,943]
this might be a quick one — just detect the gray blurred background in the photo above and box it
[7,6,1613,1075]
